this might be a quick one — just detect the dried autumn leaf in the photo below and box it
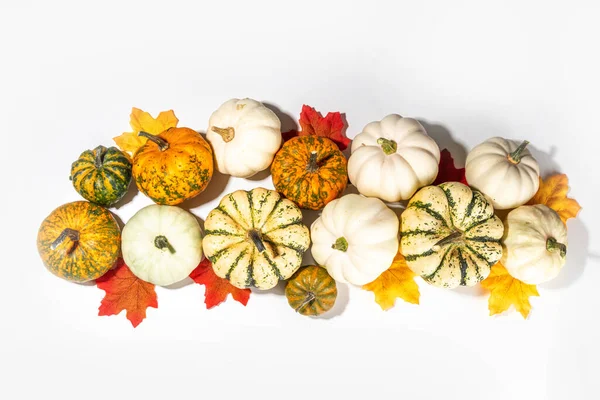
[527,174,581,224]
[433,149,468,185]
[190,258,251,309]
[283,104,351,150]
[363,251,420,310]
[113,107,179,155]
[480,261,539,319]
[96,258,158,327]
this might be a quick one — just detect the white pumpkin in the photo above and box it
[465,137,540,210]
[348,114,440,202]
[502,204,568,284]
[310,194,399,285]
[207,98,282,178]
[122,205,203,286]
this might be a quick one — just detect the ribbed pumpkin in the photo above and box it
[132,127,213,205]
[400,182,504,288]
[70,145,132,207]
[271,136,348,210]
[285,265,337,316]
[202,187,311,290]
[37,201,121,283]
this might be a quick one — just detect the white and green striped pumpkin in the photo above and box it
[202,187,311,290]
[400,182,504,288]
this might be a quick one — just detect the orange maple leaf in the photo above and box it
[363,251,420,310]
[113,107,179,155]
[189,258,251,309]
[527,174,581,224]
[96,258,158,327]
[480,262,539,319]
[283,104,351,150]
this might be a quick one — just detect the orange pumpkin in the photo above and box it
[37,201,121,283]
[285,265,338,316]
[133,127,214,205]
[271,136,348,210]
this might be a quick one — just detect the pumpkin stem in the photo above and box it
[377,138,397,155]
[249,230,266,253]
[332,237,348,252]
[50,228,80,255]
[432,230,463,251]
[139,131,169,151]
[154,235,176,254]
[546,237,567,258]
[94,145,107,168]
[211,126,235,142]
[507,140,530,164]
[295,291,316,313]
[306,151,319,172]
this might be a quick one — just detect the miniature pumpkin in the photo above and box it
[70,145,132,207]
[207,98,282,178]
[132,127,213,205]
[502,204,568,284]
[285,266,337,316]
[121,205,204,286]
[400,182,504,288]
[271,136,348,210]
[37,201,121,283]
[348,114,440,202]
[202,187,310,290]
[465,137,540,210]
[310,194,399,285]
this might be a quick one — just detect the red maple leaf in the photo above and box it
[96,258,158,327]
[189,258,251,309]
[283,104,351,150]
[433,149,468,185]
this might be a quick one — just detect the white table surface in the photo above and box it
[1,1,598,399]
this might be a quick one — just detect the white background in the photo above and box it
[1,1,599,399]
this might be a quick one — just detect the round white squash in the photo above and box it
[122,205,203,286]
[465,137,540,210]
[207,98,282,178]
[502,204,568,284]
[310,194,399,285]
[348,114,440,202]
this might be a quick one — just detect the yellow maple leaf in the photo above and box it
[480,262,539,319]
[113,108,179,155]
[363,251,420,310]
[527,174,581,224]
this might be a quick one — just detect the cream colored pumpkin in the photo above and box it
[502,204,567,284]
[202,187,310,290]
[122,205,203,286]
[465,137,540,210]
[348,114,440,202]
[207,98,282,178]
[400,182,504,288]
[310,194,399,285]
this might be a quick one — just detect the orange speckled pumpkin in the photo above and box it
[133,127,214,205]
[271,136,348,210]
[285,265,338,316]
[37,201,121,283]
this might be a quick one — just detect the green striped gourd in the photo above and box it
[202,187,311,290]
[71,145,132,207]
[400,182,504,288]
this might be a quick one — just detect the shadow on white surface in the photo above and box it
[320,281,349,319]
[246,168,271,182]
[112,181,139,210]
[418,119,468,165]
[263,102,298,134]
[164,277,194,290]
[180,169,230,211]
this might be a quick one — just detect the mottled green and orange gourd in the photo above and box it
[132,127,214,205]
[37,201,121,283]
[285,265,337,316]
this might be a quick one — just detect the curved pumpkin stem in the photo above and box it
[249,230,266,253]
[155,235,176,254]
[211,126,235,142]
[94,145,107,168]
[546,237,567,258]
[508,140,530,164]
[295,291,316,313]
[306,151,319,172]
[432,230,463,251]
[377,138,397,155]
[139,131,169,151]
[51,228,80,255]
[332,237,348,252]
